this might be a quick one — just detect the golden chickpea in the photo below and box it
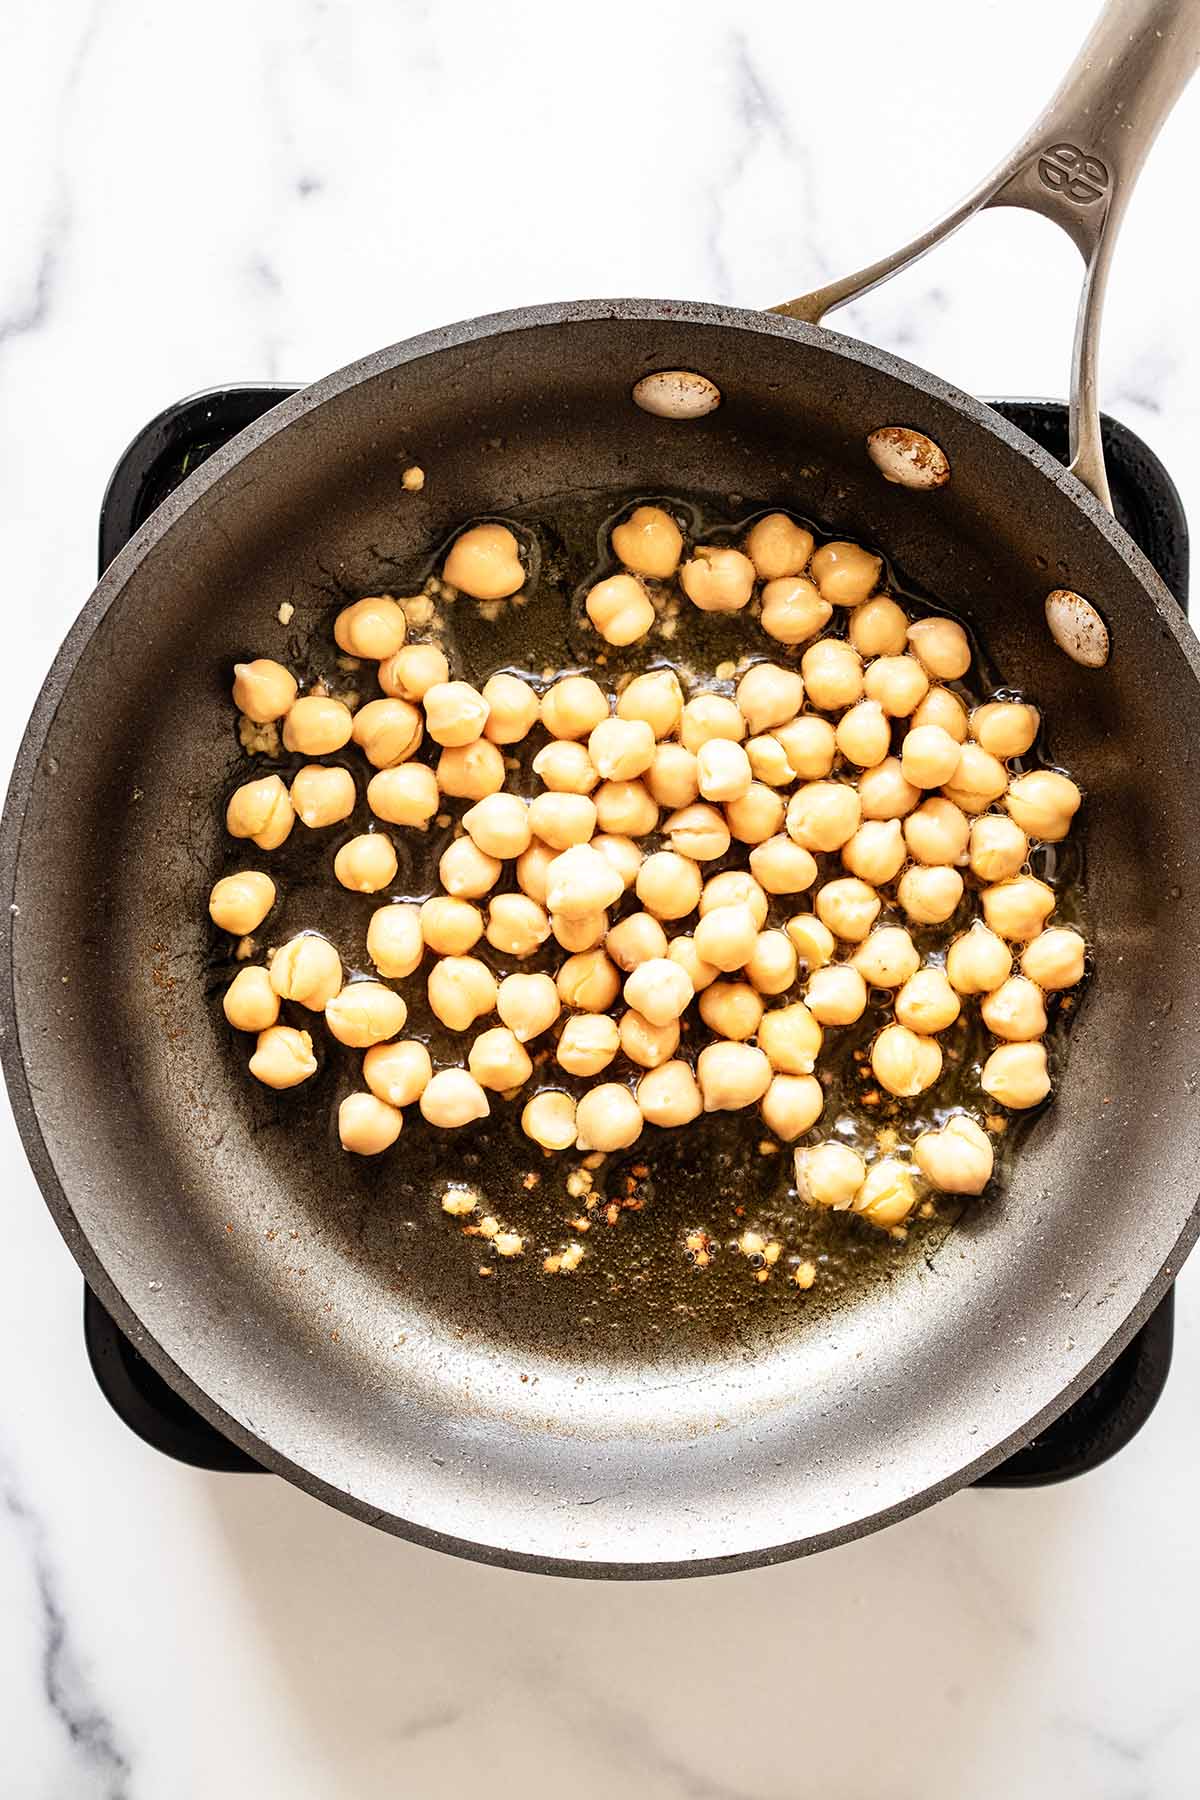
[726,783,785,846]
[593,779,658,837]
[796,1141,866,1208]
[863,655,928,719]
[282,694,353,756]
[611,505,683,579]
[209,870,275,935]
[744,513,814,580]
[849,596,908,658]
[663,803,730,863]
[680,546,756,612]
[786,913,836,970]
[556,949,621,1012]
[735,663,804,734]
[515,840,555,903]
[291,764,356,829]
[750,834,818,896]
[805,963,867,1026]
[858,756,920,821]
[842,819,906,885]
[903,796,970,866]
[439,836,502,898]
[700,870,769,927]
[774,715,837,781]
[325,981,407,1048]
[624,957,694,1026]
[420,895,484,955]
[980,1041,1050,1109]
[334,832,397,894]
[606,911,670,971]
[367,902,423,978]
[592,834,644,891]
[378,642,449,702]
[679,693,746,754]
[646,743,699,809]
[801,638,864,711]
[586,573,655,645]
[906,616,971,680]
[552,909,609,953]
[697,1041,772,1111]
[541,675,610,741]
[367,763,439,828]
[760,576,832,645]
[894,967,960,1033]
[556,1014,621,1077]
[521,1088,579,1150]
[423,681,489,749]
[811,540,881,606]
[786,781,861,853]
[914,1114,994,1194]
[338,1092,403,1155]
[481,672,539,745]
[815,878,882,943]
[575,1082,644,1151]
[527,792,598,850]
[836,700,891,768]
[232,658,297,723]
[588,717,655,783]
[1021,927,1086,990]
[981,876,1055,941]
[900,724,962,789]
[619,1010,679,1068]
[897,865,964,925]
[532,740,598,794]
[496,971,561,1042]
[981,976,1048,1042]
[334,596,407,660]
[970,700,1040,759]
[269,934,343,1009]
[436,739,506,800]
[760,1072,823,1144]
[745,734,795,788]
[851,927,919,989]
[617,668,684,738]
[851,1159,920,1230]
[758,1001,823,1074]
[943,743,1009,814]
[1005,770,1082,843]
[462,793,532,859]
[693,903,759,972]
[419,1067,492,1127]
[697,738,752,803]
[223,965,279,1032]
[946,921,1012,994]
[871,1024,942,1097]
[486,893,551,958]
[443,522,524,600]
[427,956,497,1031]
[699,979,765,1040]
[545,843,625,917]
[637,1061,703,1128]
[912,685,968,741]
[363,1038,433,1107]
[249,1025,317,1089]
[226,774,294,850]
[468,1026,534,1092]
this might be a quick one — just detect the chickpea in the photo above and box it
[522,1088,579,1150]
[786,913,836,970]
[486,893,551,958]
[904,796,970,866]
[849,596,908,658]
[698,978,764,1041]
[815,878,882,943]
[442,522,524,600]
[679,693,746,754]
[842,818,905,885]
[914,1114,994,1194]
[786,781,861,853]
[226,774,294,850]
[744,513,814,580]
[516,840,556,903]
[760,1072,824,1142]
[325,981,407,1048]
[334,832,397,894]
[620,1010,679,1072]
[911,685,968,742]
[223,965,280,1032]
[232,658,297,723]
[479,672,539,745]
[423,681,489,749]
[871,1024,942,1097]
[334,596,407,660]
[836,699,891,769]
[980,1041,1051,1109]
[436,739,506,800]
[700,870,769,927]
[611,505,683,579]
[468,1026,534,1092]
[624,957,694,1026]
[209,870,276,935]
[269,933,343,1009]
[943,743,1009,814]
[594,779,658,837]
[697,738,752,803]
[697,1041,772,1111]
[367,902,423,978]
[864,655,928,718]
[693,903,760,972]
[965,815,1025,884]
[555,1013,621,1077]
[796,1141,866,1209]
[735,663,804,734]
[858,756,920,821]
[667,931,719,993]
[586,572,655,645]
[758,1001,823,1074]
[617,668,684,738]
[945,921,1011,994]
[760,576,832,645]
[750,835,818,896]
[527,792,598,850]
[805,963,867,1026]
[249,1025,317,1089]
[419,1067,492,1127]
[496,971,561,1042]
[541,675,610,741]
[545,843,625,918]
[981,975,1048,1042]
[810,540,881,606]
[575,1082,644,1151]
[906,616,971,680]
[533,740,598,794]
[894,967,960,1034]
[363,1038,433,1107]
[282,695,353,756]
[338,1092,403,1155]
[664,802,730,862]
[646,742,699,809]
[897,865,964,925]
[971,700,1039,759]
[726,784,785,846]
[462,792,532,859]
[291,764,356,830]
[420,895,484,955]
[981,876,1055,941]
[1021,927,1086,990]
[592,834,644,890]
[801,638,864,711]
[851,1159,920,1230]
[367,763,439,828]
[774,715,837,780]
[680,545,756,612]
[900,724,962,789]
[426,956,497,1030]
[606,911,670,971]
[588,717,656,783]
[1005,770,1082,843]
[637,1061,703,1129]
[746,734,795,788]
[378,642,450,702]
[556,949,621,1012]
[552,907,607,953]
[852,926,919,989]
[439,836,502,899]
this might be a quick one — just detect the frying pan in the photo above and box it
[4,0,1200,1577]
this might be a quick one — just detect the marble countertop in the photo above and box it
[5,1,1200,1794]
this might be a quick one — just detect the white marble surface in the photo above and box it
[4,1,1200,1794]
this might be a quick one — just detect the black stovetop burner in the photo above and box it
[84,387,1188,1487]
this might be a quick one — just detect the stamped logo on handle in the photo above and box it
[1037,143,1110,204]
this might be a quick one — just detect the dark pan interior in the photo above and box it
[6,300,1200,1574]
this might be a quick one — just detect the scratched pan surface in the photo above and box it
[5,299,1200,1576]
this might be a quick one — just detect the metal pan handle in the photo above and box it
[772,0,1200,512]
